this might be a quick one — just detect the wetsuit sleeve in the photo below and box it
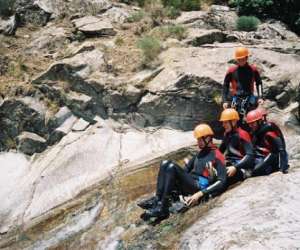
[222,71,232,103]
[254,68,263,98]
[184,155,196,173]
[219,139,227,154]
[266,134,289,172]
[234,139,254,170]
[202,151,227,196]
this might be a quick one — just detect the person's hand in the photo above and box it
[186,191,203,207]
[184,158,189,165]
[226,166,237,177]
[258,98,264,105]
[223,102,229,109]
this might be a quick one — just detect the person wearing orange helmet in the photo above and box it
[222,47,264,112]
[138,124,227,221]
[246,108,289,175]
[219,108,254,184]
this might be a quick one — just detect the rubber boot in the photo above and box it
[142,201,169,220]
[137,196,159,210]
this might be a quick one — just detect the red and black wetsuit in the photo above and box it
[219,127,254,169]
[252,122,289,175]
[222,63,263,104]
[219,127,254,184]
[156,145,227,206]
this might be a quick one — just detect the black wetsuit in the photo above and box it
[252,122,289,176]
[219,127,254,184]
[222,63,263,104]
[156,145,227,206]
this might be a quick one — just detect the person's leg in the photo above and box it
[137,160,170,210]
[145,162,199,218]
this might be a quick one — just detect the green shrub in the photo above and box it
[230,0,300,35]
[166,25,187,39]
[0,0,15,16]
[127,10,145,22]
[161,0,201,11]
[164,6,181,19]
[137,36,162,64]
[236,16,260,31]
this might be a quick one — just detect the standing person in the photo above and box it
[138,124,227,220]
[222,47,264,114]
[219,108,254,185]
[246,108,289,176]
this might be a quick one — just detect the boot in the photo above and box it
[241,169,252,180]
[137,196,159,210]
[142,201,169,220]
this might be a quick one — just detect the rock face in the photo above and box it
[17,131,47,155]
[72,16,116,37]
[0,15,18,36]
[0,119,194,235]
[180,167,300,249]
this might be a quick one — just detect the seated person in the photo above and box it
[138,124,227,220]
[219,108,254,185]
[246,108,289,176]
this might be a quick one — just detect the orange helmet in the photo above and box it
[235,47,249,60]
[219,108,240,122]
[194,124,214,139]
[246,109,264,124]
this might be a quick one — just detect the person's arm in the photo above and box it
[234,136,254,170]
[222,71,232,105]
[202,158,227,196]
[267,134,289,173]
[219,139,227,154]
[254,67,263,99]
[184,155,196,173]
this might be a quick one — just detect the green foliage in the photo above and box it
[236,16,260,31]
[0,0,15,16]
[164,6,181,19]
[127,10,145,22]
[161,0,201,11]
[229,0,273,16]
[165,25,187,40]
[230,0,300,35]
[137,36,162,64]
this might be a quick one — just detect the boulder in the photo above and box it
[185,28,227,46]
[25,25,71,55]
[71,118,90,132]
[72,16,116,37]
[15,0,51,26]
[17,131,47,155]
[0,15,18,36]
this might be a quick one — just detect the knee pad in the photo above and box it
[165,162,176,173]
[160,160,170,168]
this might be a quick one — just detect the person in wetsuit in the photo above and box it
[246,108,289,176]
[222,47,264,112]
[138,124,227,220]
[219,108,254,185]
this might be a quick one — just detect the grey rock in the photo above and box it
[25,25,71,55]
[178,5,237,31]
[72,16,116,37]
[17,131,47,155]
[185,28,226,46]
[48,115,78,145]
[101,6,130,24]
[0,15,18,36]
[276,91,290,108]
[71,118,90,131]
[15,0,51,26]
[180,167,300,249]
